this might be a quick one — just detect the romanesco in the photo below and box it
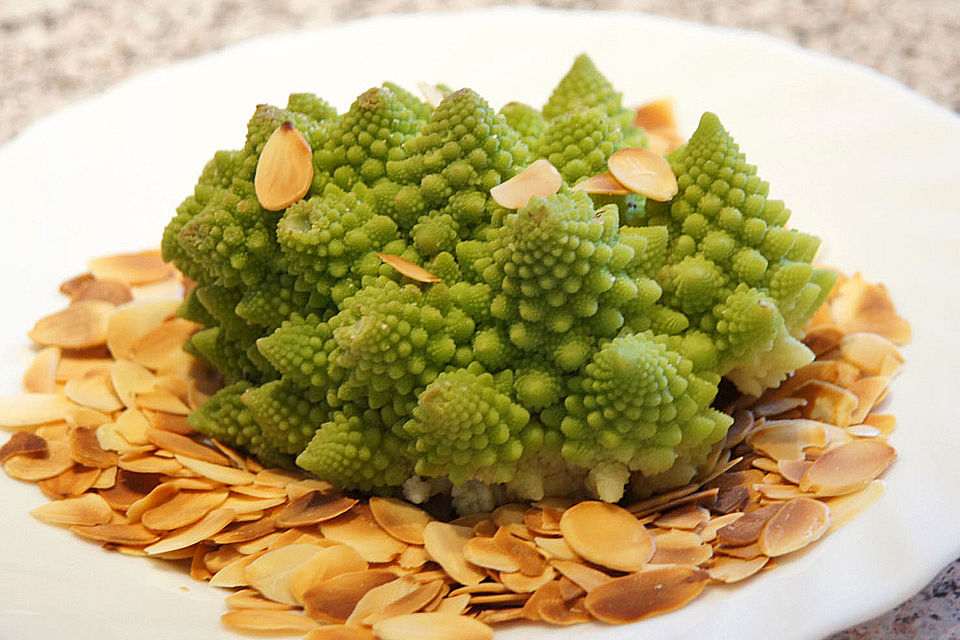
[164,57,834,512]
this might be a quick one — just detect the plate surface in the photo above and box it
[1,7,958,640]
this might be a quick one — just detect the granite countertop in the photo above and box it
[1,1,957,638]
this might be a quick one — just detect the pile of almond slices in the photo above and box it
[0,244,909,640]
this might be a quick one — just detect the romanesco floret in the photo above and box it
[167,56,834,513]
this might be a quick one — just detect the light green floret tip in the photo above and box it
[242,379,331,455]
[537,107,623,184]
[560,332,731,501]
[297,407,413,492]
[499,102,546,154]
[648,111,838,394]
[543,54,622,121]
[402,369,529,485]
[188,382,291,469]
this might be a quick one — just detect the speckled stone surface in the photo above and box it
[0,1,958,637]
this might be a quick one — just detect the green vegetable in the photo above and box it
[163,57,834,511]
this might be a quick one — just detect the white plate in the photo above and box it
[1,7,958,640]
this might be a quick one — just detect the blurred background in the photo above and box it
[0,0,957,143]
[1,1,957,638]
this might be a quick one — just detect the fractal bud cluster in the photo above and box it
[162,54,836,513]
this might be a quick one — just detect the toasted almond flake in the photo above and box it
[717,504,783,547]
[653,504,711,530]
[320,504,407,564]
[500,565,556,593]
[110,360,156,408]
[585,565,709,624]
[275,490,358,527]
[549,559,611,593]
[758,497,831,557]
[634,97,678,132]
[823,481,885,532]
[756,484,807,501]
[126,483,179,522]
[137,389,191,415]
[422,522,486,586]
[417,82,445,108]
[131,276,184,302]
[118,452,181,475]
[96,422,145,454]
[211,517,277,546]
[471,592,531,606]
[795,380,859,427]
[706,555,770,583]
[144,507,235,555]
[285,477,338,500]
[746,419,829,461]
[210,552,265,587]
[168,477,221,491]
[28,300,114,349]
[31,493,113,526]
[231,483,286,498]
[448,582,510,598]
[493,526,546,576]
[626,482,699,514]
[141,488,228,530]
[846,311,912,345]
[64,371,123,413]
[301,569,398,623]
[225,588,294,611]
[39,464,101,498]
[463,535,521,573]
[365,579,445,625]
[651,534,713,566]
[68,425,118,468]
[144,410,192,434]
[373,612,493,640]
[699,513,745,543]
[289,544,369,605]
[799,439,896,496]
[66,406,112,429]
[221,494,287,515]
[559,501,652,572]
[221,609,318,633]
[4,440,73,480]
[0,431,48,462]
[490,503,527,528]
[572,172,630,195]
[607,147,678,201]
[71,522,161,545]
[245,543,334,606]
[376,253,441,283]
[56,357,113,383]
[0,393,74,429]
[71,278,134,306]
[777,459,813,485]
[369,496,433,545]
[304,627,377,640]
[529,585,589,626]
[847,424,882,438]
[174,454,255,485]
[60,273,95,297]
[396,545,429,570]
[848,376,890,424]
[490,159,562,209]
[23,347,60,394]
[254,468,302,487]
[534,536,579,561]
[144,428,227,465]
[115,409,151,445]
[88,251,175,286]
[839,332,903,375]
[255,121,314,211]
[235,532,285,555]
[346,576,414,625]
[130,319,198,371]
[434,593,471,616]
[106,299,180,361]
[753,397,807,418]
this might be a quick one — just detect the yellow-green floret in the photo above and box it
[165,56,834,511]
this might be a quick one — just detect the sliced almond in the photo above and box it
[653,504,710,530]
[499,565,556,593]
[346,575,413,625]
[303,626,376,640]
[434,593,471,616]
[822,481,885,532]
[698,512,744,543]
[70,278,134,306]
[376,254,441,283]
[422,522,486,586]
[705,555,769,583]
[372,613,493,640]
[795,380,859,427]
[144,428,227,465]
[397,545,429,570]
[0,394,74,429]
[607,147,678,202]
[559,501,652,572]
[0,431,48,462]
[758,497,830,557]
[115,409,151,445]
[463,535,520,573]
[221,494,287,515]
[572,172,630,195]
[839,333,903,375]
[88,251,175,286]
[255,121,314,211]
[137,389,191,415]
[489,159,562,209]
[848,376,890,424]
[68,425,118,468]
[245,543,333,606]
[493,526,546,577]
[224,588,294,611]
[23,347,60,394]
[634,98,678,133]
[650,530,713,566]
[549,559,611,593]
[70,522,161,546]
[28,300,114,349]
[301,569,398,623]
[174,454,255,485]
[364,579,445,625]
[64,371,123,413]
[534,536,579,561]
[369,496,433,545]
[799,439,896,496]
[585,565,709,623]
[4,440,73,480]
[221,609,318,633]
[39,464,101,498]
[717,504,783,547]
[320,504,406,564]
[141,489,228,530]
[211,516,278,545]
[144,508,235,555]
[110,360,157,408]
[746,419,829,461]
[275,490,358,527]
[118,452,181,475]
[106,299,179,361]
[31,493,113,526]
[289,544,369,605]
[130,319,198,371]
[210,552,265,588]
